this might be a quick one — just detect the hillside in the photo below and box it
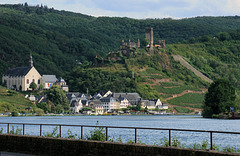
[0,86,35,113]
[2,4,240,113]
[1,4,240,78]
[66,47,208,113]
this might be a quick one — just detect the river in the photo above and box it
[0,115,239,149]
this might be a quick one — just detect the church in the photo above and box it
[2,55,68,91]
[2,55,42,91]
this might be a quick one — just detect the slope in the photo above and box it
[2,4,240,79]
[0,86,35,113]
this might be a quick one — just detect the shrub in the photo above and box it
[85,121,106,141]
[11,111,19,117]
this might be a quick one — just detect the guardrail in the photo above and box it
[0,122,239,150]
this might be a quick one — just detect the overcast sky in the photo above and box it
[1,0,240,19]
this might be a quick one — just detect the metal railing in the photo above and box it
[0,122,239,150]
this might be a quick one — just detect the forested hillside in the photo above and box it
[1,4,240,78]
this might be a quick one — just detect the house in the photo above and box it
[113,93,142,105]
[2,55,42,91]
[118,96,130,109]
[157,102,168,110]
[70,99,82,113]
[89,99,104,115]
[55,78,69,92]
[144,99,168,110]
[100,97,118,112]
[42,75,57,89]
[143,100,156,109]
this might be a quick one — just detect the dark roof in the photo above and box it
[113,93,141,101]
[4,67,32,77]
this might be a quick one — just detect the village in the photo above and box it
[2,57,169,115]
[1,28,169,115]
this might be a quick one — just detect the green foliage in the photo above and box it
[85,121,106,141]
[203,79,236,118]
[55,104,64,114]
[46,85,69,110]
[10,125,22,135]
[43,126,60,138]
[35,108,44,116]
[29,82,37,90]
[67,66,137,95]
[65,129,77,139]
[0,128,3,134]
[38,84,44,90]
[11,111,19,116]
[37,102,50,113]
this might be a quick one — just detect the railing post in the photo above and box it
[210,132,213,150]
[169,130,171,146]
[106,127,108,141]
[59,125,62,138]
[40,124,42,136]
[23,124,25,135]
[81,126,83,139]
[7,123,9,134]
[135,128,137,143]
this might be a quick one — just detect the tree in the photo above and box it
[39,84,44,90]
[37,102,50,113]
[29,82,37,90]
[202,79,236,118]
[47,85,69,110]
[55,104,64,114]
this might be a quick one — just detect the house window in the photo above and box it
[32,79,35,83]
[27,79,29,84]
[38,79,40,84]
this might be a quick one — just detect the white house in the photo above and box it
[42,75,58,89]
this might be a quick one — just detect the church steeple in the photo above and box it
[29,54,33,67]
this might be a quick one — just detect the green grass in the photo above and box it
[159,94,173,99]
[174,106,193,113]
[153,85,201,94]
[167,93,204,108]
[0,86,34,113]
[149,75,164,79]
[159,82,182,87]
[139,67,163,77]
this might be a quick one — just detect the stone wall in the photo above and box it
[0,134,238,156]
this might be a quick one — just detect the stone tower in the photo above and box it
[145,27,153,48]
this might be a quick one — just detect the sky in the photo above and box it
[0,0,240,19]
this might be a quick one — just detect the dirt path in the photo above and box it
[172,55,213,83]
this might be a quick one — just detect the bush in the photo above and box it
[11,111,19,116]
[85,121,106,141]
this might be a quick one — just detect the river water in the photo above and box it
[0,115,239,149]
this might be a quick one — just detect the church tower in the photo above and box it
[29,54,33,67]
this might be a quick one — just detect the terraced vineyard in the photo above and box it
[138,66,206,114]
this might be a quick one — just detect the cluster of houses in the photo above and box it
[66,91,168,114]
[2,55,168,115]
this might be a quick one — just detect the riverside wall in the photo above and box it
[0,134,238,156]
